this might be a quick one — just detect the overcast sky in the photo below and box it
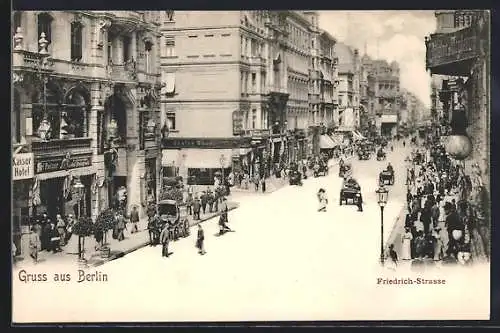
[319,11,436,108]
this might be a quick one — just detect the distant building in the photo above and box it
[335,42,361,131]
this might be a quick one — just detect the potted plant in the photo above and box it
[72,216,94,265]
[94,209,115,258]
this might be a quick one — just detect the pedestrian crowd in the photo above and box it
[393,136,487,268]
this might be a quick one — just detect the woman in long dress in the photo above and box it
[317,188,328,212]
[401,227,413,260]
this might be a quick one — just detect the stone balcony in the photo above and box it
[12,50,55,73]
[425,25,479,76]
[31,137,93,156]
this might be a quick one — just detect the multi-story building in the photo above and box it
[359,51,377,136]
[12,11,162,253]
[159,11,335,184]
[303,11,338,155]
[425,10,490,184]
[335,42,361,132]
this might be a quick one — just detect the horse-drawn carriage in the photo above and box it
[358,148,371,160]
[158,199,190,241]
[379,169,395,186]
[313,161,328,177]
[376,149,386,161]
[339,178,363,206]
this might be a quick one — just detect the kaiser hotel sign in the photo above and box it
[13,153,34,180]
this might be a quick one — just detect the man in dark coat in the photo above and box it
[193,196,201,220]
[41,219,52,251]
[207,189,214,213]
[129,206,140,234]
[147,213,157,246]
[159,224,170,257]
[200,191,208,215]
[196,224,206,255]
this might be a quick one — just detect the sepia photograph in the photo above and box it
[11,9,491,323]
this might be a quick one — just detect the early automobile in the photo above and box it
[379,169,395,186]
[376,149,386,161]
[339,178,363,206]
[157,199,190,241]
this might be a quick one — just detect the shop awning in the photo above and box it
[35,166,96,181]
[161,149,180,167]
[329,135,343,146]
[183,149,233,169]
[353,130,366,140]
[319,135,337,149]
[162,72,175,94]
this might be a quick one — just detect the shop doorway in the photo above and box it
[40,177,65,219]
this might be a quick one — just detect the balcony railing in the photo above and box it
[31,137,92,155]
[12,50,55,72]
[425,26,479,70]
[108,62,138,82]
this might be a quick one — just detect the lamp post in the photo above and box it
[376,185,389,266]
[105,119,118,209]
[220,154,226,183]
[73,177,85,260]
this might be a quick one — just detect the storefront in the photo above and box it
[144,151,158,205]
[32,152,96,220]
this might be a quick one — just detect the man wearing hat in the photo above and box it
[196,224,206,255]
[193,195,201,220]
[159,223,170,258]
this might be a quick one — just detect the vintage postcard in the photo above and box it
[11,10,490,323]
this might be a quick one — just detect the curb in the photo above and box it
[384,205,408,252]
[90,205,240,268]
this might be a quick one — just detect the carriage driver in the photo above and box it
[387,162,394,173]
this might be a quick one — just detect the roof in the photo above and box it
[319,29,336,43]
[159,199,177,205]
[336,42,356,73]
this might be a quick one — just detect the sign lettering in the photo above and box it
[13,153,34,180]
[35,154,92,174]
[161,137,252,149]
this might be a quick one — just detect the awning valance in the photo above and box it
[319,135,337,149]
[183,149,233,169]
[36,166,96,181]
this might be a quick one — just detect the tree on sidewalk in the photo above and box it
[72,216,94,261]
[94,209,115,256]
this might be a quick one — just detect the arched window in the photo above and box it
[37,12,53,47]
[71,21,83,62]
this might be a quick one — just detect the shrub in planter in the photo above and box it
[72,216,94,260]
[95,209,115,246]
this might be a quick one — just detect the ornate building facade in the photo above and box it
[159,10,338,184]
[12,11,162,253]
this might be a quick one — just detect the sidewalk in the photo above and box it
[13,201,239,269]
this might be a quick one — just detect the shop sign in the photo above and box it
[12,153,34,180]
[36,154,92,174]
[161,137,251,149]
[232,110,244,136]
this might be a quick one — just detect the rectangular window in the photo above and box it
[32,105,88,140]
[37,13,53,46]
[166,112,176,130]
[13,11,21,35]
[122,36,131,62]
[252,109,256,129]
[165,38,175,57]
[70,22,83,62]
[145,41,153,72]
[251,73,256,93]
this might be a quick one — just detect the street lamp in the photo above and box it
[105,119,118,209]
[220,154,226,183]
[73,177,85,261]
[376,185,389,266]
